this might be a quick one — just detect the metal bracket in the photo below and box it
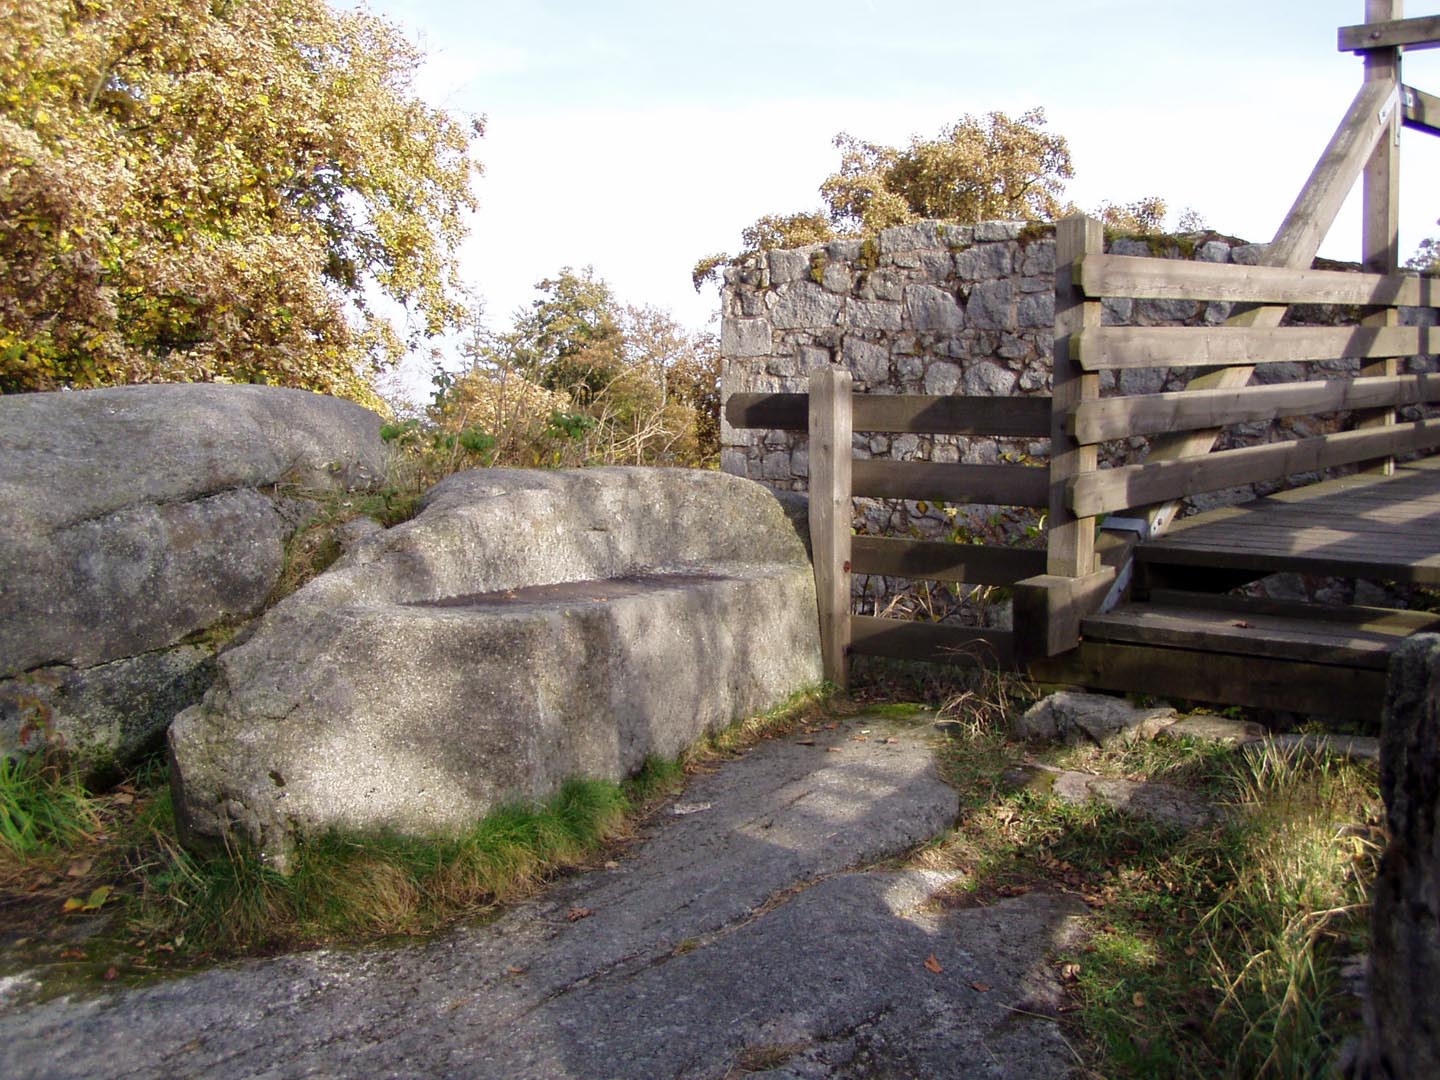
[1099,516,1152,542]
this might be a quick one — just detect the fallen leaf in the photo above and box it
[1060,962,1082,981]
[1132,991,1147,1008]
[505,965,526,975]
[111,792,134,806]
[65,857,94,878]
[102,966,119,981]
[59,948,85,961]
[851,735,869,743]
[566,907,594,922]
[971,981,992,992]
[924,954,943,974]
[1184,945,1198,958]
[603,861,619,870]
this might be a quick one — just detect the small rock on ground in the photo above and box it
[1003,763,1226,830]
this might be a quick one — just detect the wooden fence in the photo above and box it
[725,382,1049,684]
[725,2,1440,692]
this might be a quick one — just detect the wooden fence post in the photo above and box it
[1048,213,1103,577]
[1359,0,1403,474]
[809,366,853,687]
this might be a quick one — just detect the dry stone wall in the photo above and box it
[719,219,1437,618]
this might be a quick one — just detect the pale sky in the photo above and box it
[358,0,1440,387]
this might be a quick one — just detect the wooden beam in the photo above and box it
[1072,373,1440,442]
[849,535,1046,586]
[1027,641,1386,719]
[1340,14,1440,52]
[724,392,1052,436]
[1359,0,1403,475]
[851,459,1049,507]
[809,367,853,688]
[1073,324,1426,370]
[1012,569,1116,661]
[1074,253,1439,307]
[1048,214,1103,576]
[1138,76,1399,538]
[1069,416,1440,517]
[725,392,808,431]
[848,615,1015,668]
[1082,598,1422,670]
[1403,83,1440,135]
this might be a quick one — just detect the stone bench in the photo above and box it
[169,467,822,868]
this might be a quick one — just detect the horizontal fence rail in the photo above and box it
[1069,417,1440,518]
[1073,373,1440,443]
[851,460,1048,507]
[850,535,1046,586]
[1071,324,1429,370]
[1076,252,1440,307]
[725,392,1051,437]
[849,615,1015,667]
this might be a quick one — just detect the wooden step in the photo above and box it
[1081,591,1440,670]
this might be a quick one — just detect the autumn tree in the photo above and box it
[694,109,1071,285]
[433,269,720,469]
[0,0,481,406]
[820,107,1072,233]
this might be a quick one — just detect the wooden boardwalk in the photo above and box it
[1136,456,1440,586]
[1026,457,1440,719]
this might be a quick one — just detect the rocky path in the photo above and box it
[0,711,1087,1079]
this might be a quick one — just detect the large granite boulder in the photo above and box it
[169,467,823,868]
[0,384,389,779]
[1351,633,1440,1078]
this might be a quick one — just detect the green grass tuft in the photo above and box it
[0,755,101,859]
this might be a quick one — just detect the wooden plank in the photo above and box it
[849,535,1046,586]
[1138,77,1399,539]
[725,393,1053,436]
[849,615,1015,667]
[1359,1,1403,476]
[851,459,1049,507]
[1075,253,1439,307]
[1142,588,1440,633]
[1403,83,1440,135]
[1048,214,1103,576]
[725,392,808,431]
[1072,324,1425,370]
[1012,569,1117,660]
[1340,13,1440,52]
[1028,641,1386,719]
[1072,374,1440,442]
[809,367,853,688]
[1081,600,1418,670]
[1069,417,1440,517]
[853,394,1051,436]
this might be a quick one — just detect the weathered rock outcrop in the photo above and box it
[169,467,823,866]
[0,385,389,778]
[1352,633,1440,1078]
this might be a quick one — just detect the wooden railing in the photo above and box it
[1057,218,1440,525]
[726,380,1049,685]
